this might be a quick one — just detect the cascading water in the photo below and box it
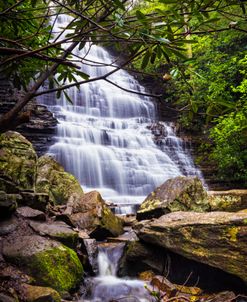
[39,14,203,213]
[84,244,153,302]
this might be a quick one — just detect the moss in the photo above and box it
[0,132,37,190]
[24,245,83,293]
[227,227,240,242]
[36,156,83,205]
[101,204,123,236]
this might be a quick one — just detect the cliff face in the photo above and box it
[0,75,57,156]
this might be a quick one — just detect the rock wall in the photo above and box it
[0,75,57,156]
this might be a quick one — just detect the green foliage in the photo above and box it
[171,19,247,183]
[210,107,247,184]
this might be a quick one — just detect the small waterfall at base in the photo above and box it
[39,15,204,214]
[84,244,152,302]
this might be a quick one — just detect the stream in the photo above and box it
[83,243,153,302]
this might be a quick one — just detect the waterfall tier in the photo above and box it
[39,15,203,213]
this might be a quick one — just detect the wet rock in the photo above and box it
[2,235,83,293]
[80,239,98,274]
[0,132,37,191]
[69,191,123,239]
[118,214,137,227]
[207,190,247,212]
[23,284,61,302]
[107,228,138,243]
[0,216,18,236]
[0,192,20,218]
[136,211,247,284]
[29,221,78,248]
[118,241,165,277]
[137,176,207,220]
[36,155,84,205]
[17,207,46,221]
[20,192,49,212]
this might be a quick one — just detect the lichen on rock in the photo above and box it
[137,176,208,220]
[0,131,37,191]
[35,155,84,205]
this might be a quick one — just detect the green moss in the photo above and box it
[25,245,83,293]
[101,204,123,236]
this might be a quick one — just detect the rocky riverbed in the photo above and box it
[0,131,247,302]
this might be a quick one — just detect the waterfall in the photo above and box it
[39,14,203,213]
[85,244,152,302]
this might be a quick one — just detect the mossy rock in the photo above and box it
[69,191,124,239]
[29,221,78,248]
[2,235,83,293]
[36,155,83,205]
[136,211,247,284]
[137,176,208,220]
[0,191,21,218]
[207,190,247,212]
[0,131,37,191]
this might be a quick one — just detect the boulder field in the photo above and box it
[0,131,246,301]
[0,131,123,302]
[135,175,247,287]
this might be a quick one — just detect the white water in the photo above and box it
[84,244,152,302]
[39,14,203,213]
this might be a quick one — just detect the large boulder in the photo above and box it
[68,191,123,239]
[36,155,84,205]
[135,211,247,284]
[0,131,37,192]
[2,235,83,293]
[118,241,165,277]
[137,176,207,220]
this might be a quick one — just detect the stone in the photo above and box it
[2,235,83,293]
[135,211,247,284]
[0,293,18,302]
[0,131,37,191]
[207,190,247,212]
[17,207,46,221]
[0,178,19,194]
[80,239,98,274]
[0,216,18,236]
[118,241,165,277]
[23,284,61,302]
[137,176,207,220]
[29,221,78,248]
[20,192,49,212]
[36,156,84,205]
[68,191,124,239]
[0,192,20,218]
